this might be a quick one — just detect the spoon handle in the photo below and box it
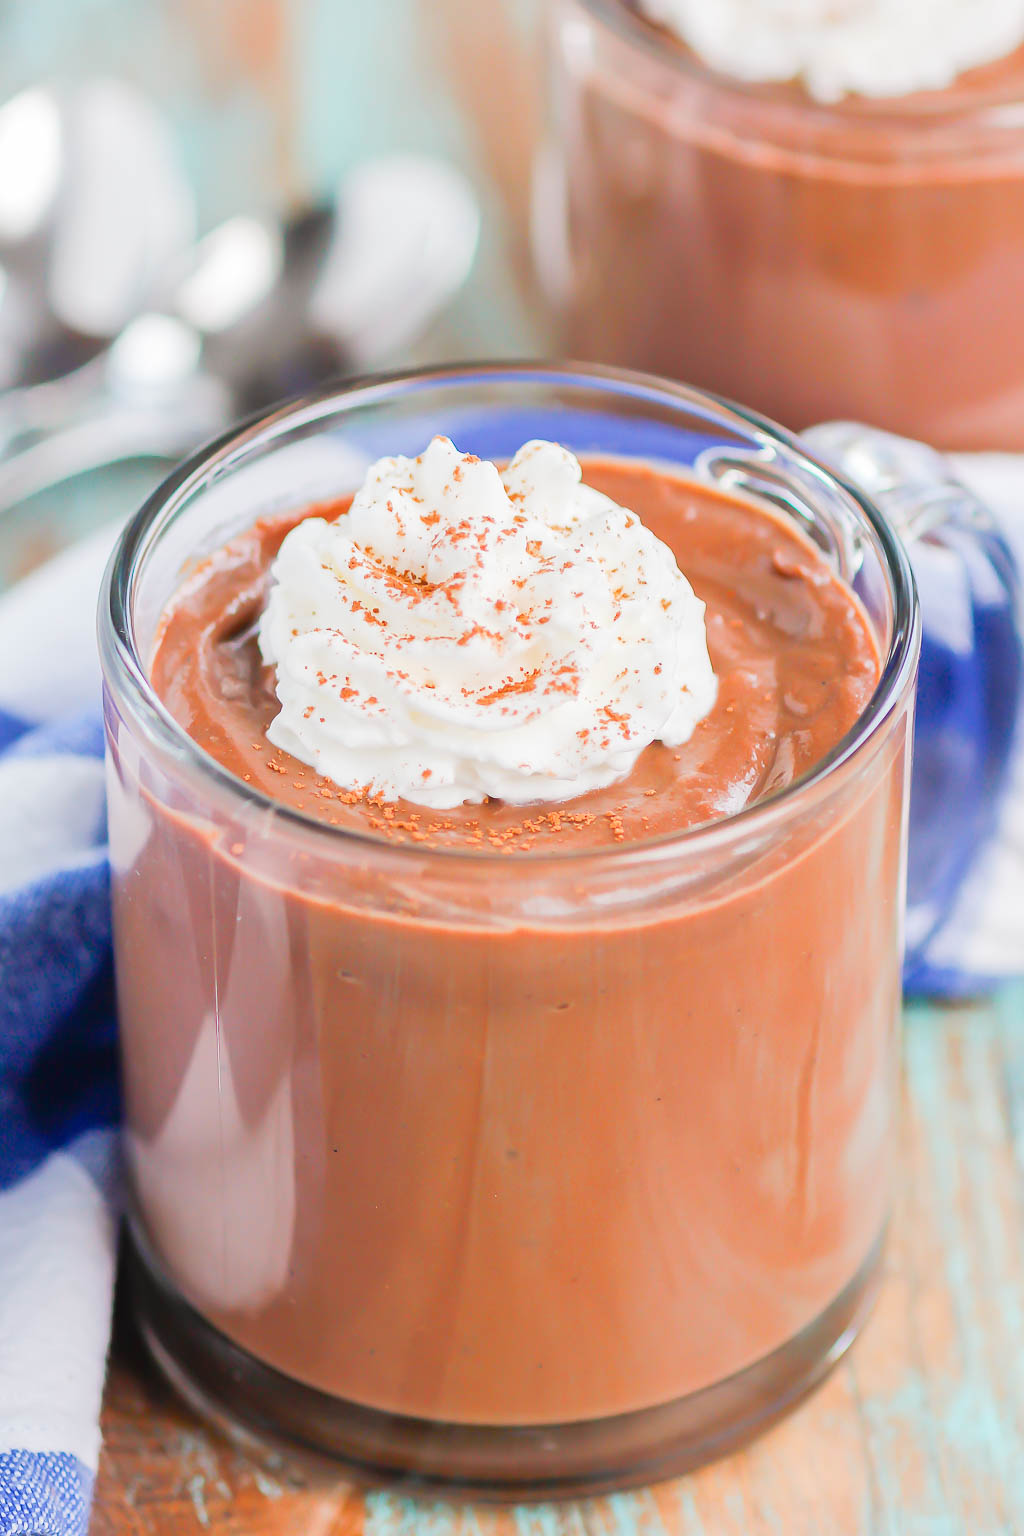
[0,391,229,514]
[0,354,111,457]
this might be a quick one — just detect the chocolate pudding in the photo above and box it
[152,461,878,846]
[547,0,1024,448]
[108,453,908,1444]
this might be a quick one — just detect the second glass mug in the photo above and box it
[100,364,920,1495]
[540,0,1024,451]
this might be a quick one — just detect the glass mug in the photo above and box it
[539,0,1024,450]
[100,364,919,1495]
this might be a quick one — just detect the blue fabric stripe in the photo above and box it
[0,1453,93,1536]
[0,709,29,754]
[903,956,1011,998]
[5,713,105,763]
[0,860,118,1193]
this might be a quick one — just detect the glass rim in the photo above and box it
[99,359,920,869]
[572,0,1024,125]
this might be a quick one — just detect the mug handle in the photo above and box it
[804,422,1023,989]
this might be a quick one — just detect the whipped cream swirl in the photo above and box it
[638,0,1024,102]
[259,437,717,809]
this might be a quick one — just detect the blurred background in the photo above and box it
[0,0,545,585]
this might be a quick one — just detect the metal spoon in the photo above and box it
[0,79,195,394]
[0,154,480,512]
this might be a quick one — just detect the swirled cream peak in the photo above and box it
[258,437,717,809]
[638,0,1024,102]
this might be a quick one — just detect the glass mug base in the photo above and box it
[128,1225,885,1501]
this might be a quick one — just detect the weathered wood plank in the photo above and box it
[93,991,1024,1536]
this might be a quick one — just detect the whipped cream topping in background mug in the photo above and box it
[637,0,1024,100]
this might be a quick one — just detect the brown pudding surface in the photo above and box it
[152,460,879,844]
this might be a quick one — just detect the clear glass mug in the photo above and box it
[99,364,919,1496]
[539,0,1024,450]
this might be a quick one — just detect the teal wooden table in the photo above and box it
[91,990,1024,1536]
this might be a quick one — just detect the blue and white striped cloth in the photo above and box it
[0,526,121,1536]
[0,452,1022,1536]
